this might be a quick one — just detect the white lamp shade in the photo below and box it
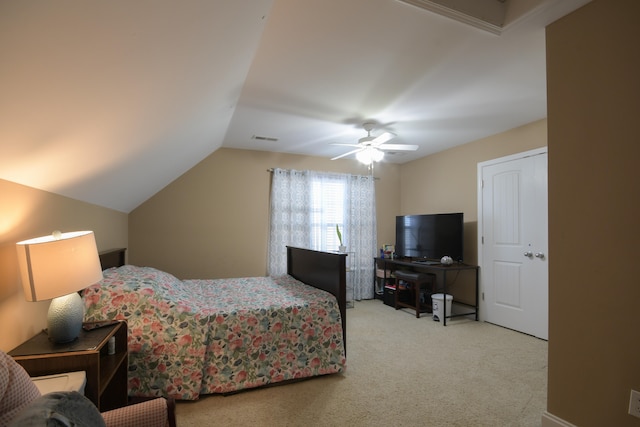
[16,231,103,302]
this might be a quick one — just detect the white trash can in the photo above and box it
[431,293,453,322]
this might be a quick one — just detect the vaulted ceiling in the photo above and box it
[0,0,590,212]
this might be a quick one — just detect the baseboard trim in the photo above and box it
[541,411,577,427]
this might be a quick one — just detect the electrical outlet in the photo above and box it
[628,390,640,418]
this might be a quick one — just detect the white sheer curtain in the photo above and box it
[268,169,313,273]
[342,173,378,300]
[268,168,377,300]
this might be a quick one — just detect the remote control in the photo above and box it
[82,320,118,331]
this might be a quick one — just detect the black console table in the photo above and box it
[374,258,479,325]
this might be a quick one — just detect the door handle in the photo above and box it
[535,252,545,259]
[524,251,533,257]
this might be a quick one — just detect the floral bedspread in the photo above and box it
[82,265,346,400]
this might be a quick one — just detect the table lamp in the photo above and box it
[16,230,103,343]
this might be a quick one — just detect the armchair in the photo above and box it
[0,350,176,427]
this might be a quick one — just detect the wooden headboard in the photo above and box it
[99,248,127,270]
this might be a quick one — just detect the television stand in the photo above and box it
[374,257,479,325]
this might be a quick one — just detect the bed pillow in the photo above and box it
[8,391,106,427]
[97,265,183,294]
[84,265,183,315]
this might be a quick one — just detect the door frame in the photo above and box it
[477,146,548,323]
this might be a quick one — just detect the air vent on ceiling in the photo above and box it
[252,135,279,142]
[397,0,507,35]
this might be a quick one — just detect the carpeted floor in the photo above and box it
[175,299,548,426]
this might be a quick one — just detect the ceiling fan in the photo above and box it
[331,122,418,165]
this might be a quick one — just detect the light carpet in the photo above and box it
[175,299,547,426]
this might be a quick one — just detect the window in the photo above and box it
[310,179,345,251]
[268,168,377,299]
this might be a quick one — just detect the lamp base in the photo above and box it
[47,292,84,343]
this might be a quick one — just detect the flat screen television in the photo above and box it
[395,213,464,262]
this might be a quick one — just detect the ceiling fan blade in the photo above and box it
[378,144,419,151]
[330,143,362,147]
[371,132,395,146]
[331,147,364,160]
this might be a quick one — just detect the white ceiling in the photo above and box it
[0,0,590,213]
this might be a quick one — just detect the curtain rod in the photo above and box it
[266,168,379,179]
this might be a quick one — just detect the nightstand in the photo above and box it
[9,321,128,411]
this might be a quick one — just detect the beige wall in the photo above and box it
[0,179,128,352]
[129,149,400,279]
[400,119,547,265]
[546,0,640,425]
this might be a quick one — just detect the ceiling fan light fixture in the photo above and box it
[331,121,413,163]
[356,147,384,165]
[356,149,371,165]
[372,148,384,162]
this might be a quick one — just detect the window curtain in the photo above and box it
[268,168,377,300]
[343,173,378,300]
[268,169,313,272]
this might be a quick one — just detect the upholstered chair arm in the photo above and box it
[101,398,176,427]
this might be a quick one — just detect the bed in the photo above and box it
[83,246,347,400]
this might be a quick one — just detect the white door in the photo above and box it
[478,148,548,340]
